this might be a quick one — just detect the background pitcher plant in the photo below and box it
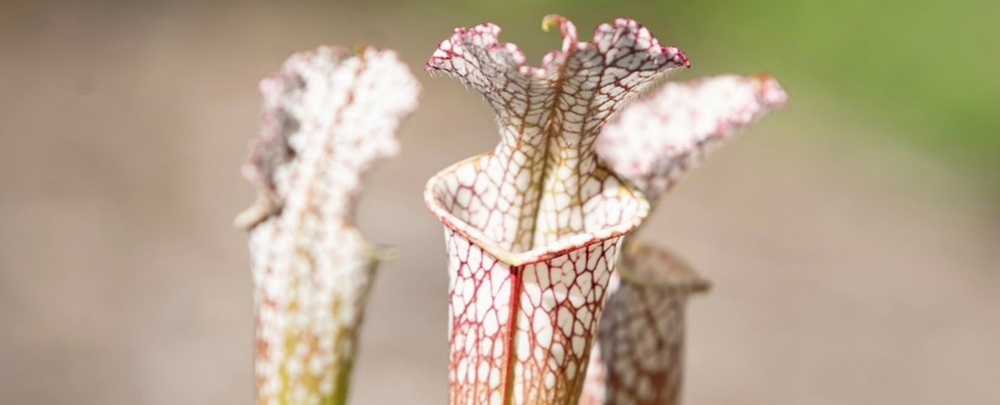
[582,73,788,405]
[236,46,420,405]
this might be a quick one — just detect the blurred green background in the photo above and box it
[1,1,997,404]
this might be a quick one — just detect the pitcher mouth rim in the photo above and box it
[617,240,712,294]
[423,151,650,267]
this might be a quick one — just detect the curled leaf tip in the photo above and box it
[541,14,561,32]
[353,41,369,57]
[753,72,788,107]
[233,192,277,230]
[674,48,691,69]
[541,14,577,47]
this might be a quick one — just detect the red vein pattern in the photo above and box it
[583,74,787,404]
[424,15,688,405]
[236,46,419,405]
[579,243,708,405]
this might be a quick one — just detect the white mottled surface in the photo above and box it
[239,46,419,405]
[598,74,787,207]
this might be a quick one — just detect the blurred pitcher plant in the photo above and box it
[581,74,787,405]
[236,46,420,405]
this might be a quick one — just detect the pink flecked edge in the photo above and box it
[425,15,689,78]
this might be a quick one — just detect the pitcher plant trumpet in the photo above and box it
[424,15,688,405]
[237,45,420,405]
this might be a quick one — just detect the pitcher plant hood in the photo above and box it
[597,73,788,208]
[237,45,420,405]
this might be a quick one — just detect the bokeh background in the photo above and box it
[2,0,998,404]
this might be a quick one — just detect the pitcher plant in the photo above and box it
[424,15,689,405]
[236,45,420,405]
[581,73,788,404]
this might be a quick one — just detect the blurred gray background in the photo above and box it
[2,0,998,404]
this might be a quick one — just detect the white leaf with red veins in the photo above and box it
[425,15,688,405]
[597,73,788,207]
[237,46,420,405]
